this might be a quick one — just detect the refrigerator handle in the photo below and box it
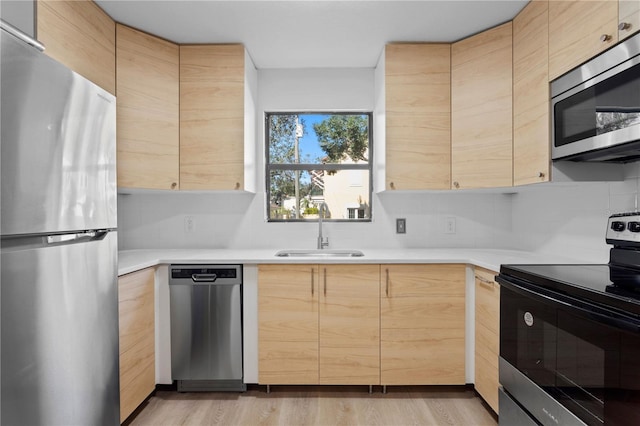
[47,231,109,245]
[0,20,45,51]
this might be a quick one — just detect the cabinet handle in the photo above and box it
[311,268,314,296]
[390,182,395,190]
[619,22,631,31]
[538,172,545,179]
[476,275,495,288]
[453,181,460,189]
[234,182,240,190]
[323,268,327,296]
[600,34,612,43]
[171,182,177,189]
[385,269,390,297]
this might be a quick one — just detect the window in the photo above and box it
[266,112,372,222]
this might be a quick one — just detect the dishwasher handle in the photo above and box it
[191,273,217,282]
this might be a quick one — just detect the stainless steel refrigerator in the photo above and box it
[1,21,119,425]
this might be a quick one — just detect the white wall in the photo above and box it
[118,67,513,251]
[510,163,640,263]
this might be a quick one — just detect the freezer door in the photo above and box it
[1,231,119,426]
[0,28,116,236]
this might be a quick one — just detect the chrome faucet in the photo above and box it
[317,202,329,249]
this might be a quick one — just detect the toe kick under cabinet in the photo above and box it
[257,264,466,386]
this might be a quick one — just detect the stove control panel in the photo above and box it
[606,212,640,245]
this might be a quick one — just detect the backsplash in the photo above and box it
[118,164,640,262]
[117,191,513,251]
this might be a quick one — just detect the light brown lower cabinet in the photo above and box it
[118,268,155,423]
[258,264,380,385]
[380,264,466,385]
[474,267,500,414]
[258,264,319,384]
[259,263,468,387]
[319,265,380,384]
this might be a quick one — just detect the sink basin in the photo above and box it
[275,249,365,258]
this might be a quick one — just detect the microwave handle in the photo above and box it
[497,275,640,335]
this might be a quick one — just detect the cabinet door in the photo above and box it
[258,265,319,384]
[451,22,513,189]
[37,0,115,94]
[385,44,451,190]
[513,0,550,186]
[116,24,180,190]
[619,0,640,41]
[319,265,380,384]
[549,0,618,80]
[380,264,466,385]
[474,267,500,414]
[180,45,245,190]
[119,268,155,423]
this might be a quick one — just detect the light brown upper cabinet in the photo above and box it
[385,44,451,190]
[116,25,180,190]
[549,0,618,81]
[513,0,550,186]
[380,264,466,386]
[180,45,245,190]
[37,0,115,94]
[619,0,640,41]
[451,22,513,190]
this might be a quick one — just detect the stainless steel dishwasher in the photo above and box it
[169,264,245,392]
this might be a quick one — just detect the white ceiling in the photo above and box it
[96,0,529,69]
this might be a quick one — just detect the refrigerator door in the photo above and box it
[1,231,119,425]
[0,27,116,236]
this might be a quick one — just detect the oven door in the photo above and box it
[498,276,640,426]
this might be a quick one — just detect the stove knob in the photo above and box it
[611,221,626,232]
[628,222,640,233]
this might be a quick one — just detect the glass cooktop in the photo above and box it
[499,263,640,317]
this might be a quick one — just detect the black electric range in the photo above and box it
[497,212,640,426]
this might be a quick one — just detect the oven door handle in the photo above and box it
[497,275,640,335]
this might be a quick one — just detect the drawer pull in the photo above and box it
[385,268,390,297]
[311,268,314,296]
[476,275,495,288]
[324,268,327,296]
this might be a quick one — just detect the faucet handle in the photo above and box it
[320,236,329,249]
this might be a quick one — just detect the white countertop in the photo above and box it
[118,248,590,276]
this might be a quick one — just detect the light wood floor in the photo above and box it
[128,385,498,426]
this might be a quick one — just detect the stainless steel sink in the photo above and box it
[275,249,365,258]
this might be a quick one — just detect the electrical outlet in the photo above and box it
[184,216,195,233]
[396,218,406,234]
[445,217,456,234]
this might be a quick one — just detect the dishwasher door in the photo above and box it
[169,265,245,392]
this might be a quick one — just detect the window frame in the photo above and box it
[265,111,374,223]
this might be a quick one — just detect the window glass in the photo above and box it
[266,112,372,221]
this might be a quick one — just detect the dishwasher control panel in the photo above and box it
[170,264,242,284]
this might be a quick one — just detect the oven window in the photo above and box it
[554,62,640,147]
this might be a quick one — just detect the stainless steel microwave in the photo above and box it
[552,32,640,162]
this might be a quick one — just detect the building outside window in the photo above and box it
[265,112,372,222]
